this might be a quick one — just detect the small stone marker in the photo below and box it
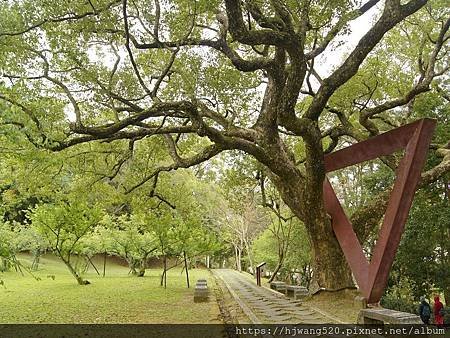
[194,279,209,303]
[285,285,309,300]
[270,281,287,294]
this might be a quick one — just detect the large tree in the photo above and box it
[0,0,449,292]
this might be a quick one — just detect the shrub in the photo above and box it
[380,295,418,315]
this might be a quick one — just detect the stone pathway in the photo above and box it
[213,269,339,324]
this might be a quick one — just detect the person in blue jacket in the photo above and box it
[418,296,431,324]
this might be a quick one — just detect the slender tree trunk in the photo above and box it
[138,258,146,277]
[87,256,100,275]
[164,255,167,288]
[235,247,242,272]
[160,269,165,286]
[245,241,254,274]
[268,251,284,283]
[183,251,190,288]
[234,246,239,271]
[0,257,8,272]
[59,254,88,285]
[103,251,106,277]
[302,264,312,289]
[31,250,40,271]
[160,255,168,288]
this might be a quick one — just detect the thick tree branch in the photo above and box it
[224,0,294,46]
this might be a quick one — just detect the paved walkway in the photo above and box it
[213,269,339,324]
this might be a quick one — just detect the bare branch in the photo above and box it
[123,0,153,97]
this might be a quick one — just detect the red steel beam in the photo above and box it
[323,179,369,294]
[324,120,420,172]
[323,118,436,304]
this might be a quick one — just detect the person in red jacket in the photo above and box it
[433,295,444,326]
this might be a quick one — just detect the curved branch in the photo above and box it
[123,0,153,97]
[304,0,428,120]
[305,0,382,60]
[125,143,225,193]
[224,0,294,46]
[0,1,121,37]
[359,16,450,135]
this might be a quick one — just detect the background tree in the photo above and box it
[29,198,103,285]
[390,187,450,304]
[0,221,20,272]
[253,214,311,285]
[99,215,158,276]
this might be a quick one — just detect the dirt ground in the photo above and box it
[302,289,362,323]
[213,273,252,324]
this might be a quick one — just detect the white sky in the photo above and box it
[316,1,383,77]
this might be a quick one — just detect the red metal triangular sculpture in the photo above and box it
[323,119,436,303]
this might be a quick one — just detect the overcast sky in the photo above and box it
[316,1,383,77]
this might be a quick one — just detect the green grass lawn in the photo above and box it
[0,253,221,323]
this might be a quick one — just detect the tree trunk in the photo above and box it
[164,256,167,288]
[268,251,284,283]
[103,252,107,277]
[233,246,240,271]
[137,258,146,277]
[234,246,242,272]
[87,256,100,275]
[59,254,89,285]
[1,257,10,272]
[302,264,312,289]
[127,259,138,275]
[31,251,40,271]
[160,269,165,286]
[184,251,190,288]
[274,178,354,293]
[305,217,354,292]
[245,241,254,274]
[160,255,167,288]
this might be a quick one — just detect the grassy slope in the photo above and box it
[0,253,221,324]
